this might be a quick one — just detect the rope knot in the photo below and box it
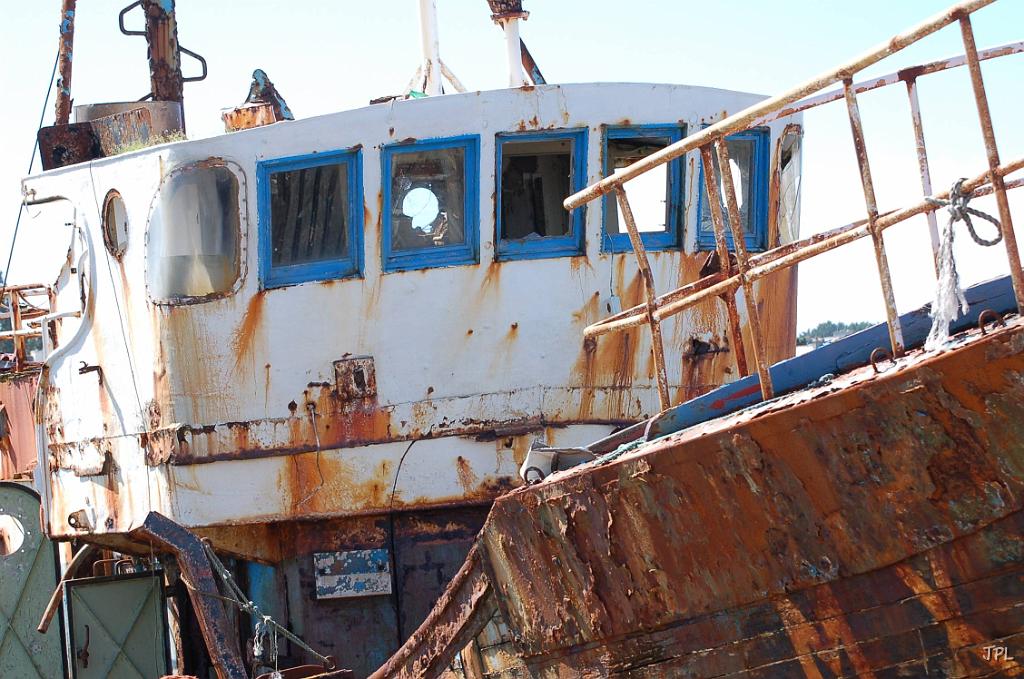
[926,178,1002,247]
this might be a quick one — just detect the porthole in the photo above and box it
[102,190,129,258]
[0,513,26,556]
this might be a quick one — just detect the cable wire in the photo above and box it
[2,45,61,296]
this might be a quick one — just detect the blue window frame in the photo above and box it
[495,129,587,261]
[601,125,685,253]
[696,128,770,252]
[257,148,363,288]
[382,135,480,272]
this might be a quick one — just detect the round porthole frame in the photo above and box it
[101,189,129,259]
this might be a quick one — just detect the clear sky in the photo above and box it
[1,0,1021,331]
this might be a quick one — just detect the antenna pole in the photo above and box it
[487,1,529,88]
[418,0,443,95]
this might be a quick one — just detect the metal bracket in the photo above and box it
[128,512,248,679]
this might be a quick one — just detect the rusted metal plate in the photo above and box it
[36,108,155,170]
[314,549,391,599]
[37,123,100,171]
[376,314,1024,678]
[90,107,154,156]
[222,103,280,132]
[0,373,39,479]
[478,317,1024,675]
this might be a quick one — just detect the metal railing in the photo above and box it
[564,0,1023,409]
[0,284,64,372]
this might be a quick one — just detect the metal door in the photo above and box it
[66,571,170,678]
[0,482,65,678]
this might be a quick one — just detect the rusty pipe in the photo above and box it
[565,0,997,210]
[960,16,1024,314]
[762,39,1024,126]
[585,161,1024,338]
[53,0,76,125]
[613,187,671,411]
[842,79,905,356]
[142,0,184,103]
[714,139,774,399]
[37,543,96,633]
[905,77,942,274]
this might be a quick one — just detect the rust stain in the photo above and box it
[231,292,266,369]
[568,255,593,275]
[455,456,478,494]
[481,259,502,292]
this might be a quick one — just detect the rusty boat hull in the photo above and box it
[378,281,1024,678]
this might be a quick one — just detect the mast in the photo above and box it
[54,0,77,125]
[417,0,443,96]
[487,1,529,88]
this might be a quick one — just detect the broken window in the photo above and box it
[383,136,479,271]
[697,129,770,252]
[147,161,242,302]
[602,125,684,252]
[259,149,362,287]
[496,129,586,260]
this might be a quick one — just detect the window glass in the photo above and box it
[607,136,671,234]
[697,129,769,252]
[390,146,466,251]
[147,163,241,301]
[259,149,361,287]
[500,139,572,240]
[270,163,349,268]
[102,190,129,258]
[601,126,683,253]
[700,138,755,237]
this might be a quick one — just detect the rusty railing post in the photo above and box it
[843,78,905,356]
[613,186,671,411]
[714,139,774,399]
[904,77,942,275]
[960,15,1024,313]
[700,144,750,377]
[11,292,24,371]
[54,0,76,125]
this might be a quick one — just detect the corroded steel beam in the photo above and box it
[129,512,247,679]
[368,544,495,679]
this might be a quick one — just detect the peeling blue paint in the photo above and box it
[314,549,392,599]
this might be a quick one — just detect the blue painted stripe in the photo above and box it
[646,275,1017,439]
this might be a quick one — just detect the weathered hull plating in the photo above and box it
[378,313,1024,678]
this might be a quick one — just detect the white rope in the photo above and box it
[924,178,1002,350]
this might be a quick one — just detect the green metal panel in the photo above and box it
[0,482,65,679]
[66,572,170,679]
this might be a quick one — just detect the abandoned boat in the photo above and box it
[370,1,1024,678]
[0,1,804,677]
